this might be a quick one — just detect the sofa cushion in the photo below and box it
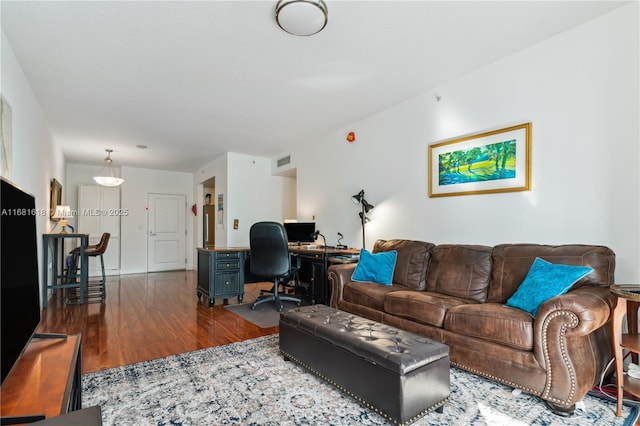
[373,239,435,290]
[425,245,493,303]
[505,258,593,317]
[489,244,616,303]
[351,249,397,285]
[444,303,534,351]
[384,290,470,328]
[343,281,406,311]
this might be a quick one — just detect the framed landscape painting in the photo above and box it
[428,122,531,197]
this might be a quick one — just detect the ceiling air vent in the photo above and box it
[277,155,291,168]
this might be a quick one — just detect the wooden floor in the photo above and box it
[37,271,278,374]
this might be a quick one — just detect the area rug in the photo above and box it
[83,335,638,425]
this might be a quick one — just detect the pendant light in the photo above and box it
[93,149,124,187]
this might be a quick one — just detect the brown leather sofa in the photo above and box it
[328,240,616,415]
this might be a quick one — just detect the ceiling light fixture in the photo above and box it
[93,149,125,187]
[275,0,328,36]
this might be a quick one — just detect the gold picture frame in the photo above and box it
[49,178,62,218]
[428,123,531,197]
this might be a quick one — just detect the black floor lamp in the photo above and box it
[351,190,374,248]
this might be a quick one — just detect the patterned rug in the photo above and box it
[83,335,638,425]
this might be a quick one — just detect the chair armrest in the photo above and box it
[328,263,357,308]
[532,286,615,407]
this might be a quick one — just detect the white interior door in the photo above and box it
[147,193,186,272]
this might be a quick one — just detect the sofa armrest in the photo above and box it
[535,286,615,338]
[328,263,357,308]
[533,286,615,408]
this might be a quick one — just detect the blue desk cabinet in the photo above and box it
[197,248,247,307]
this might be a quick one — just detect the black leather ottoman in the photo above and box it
[279,305,450,425]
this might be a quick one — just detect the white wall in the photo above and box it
[2,3,638,295]
[227,152,296,247]
[0,32,65,218]
[195,152,296,248]
[119,166,194,274]
[1,30,66,305]
[195,154,228,248]
[66,163,118,231]
[66,163,194,274]
[294,4,640,282]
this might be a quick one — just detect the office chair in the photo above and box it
[249,222,302,312]
[68,232,111,303]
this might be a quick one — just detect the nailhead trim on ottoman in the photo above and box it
[279,305,450,425]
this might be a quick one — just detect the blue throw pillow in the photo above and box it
[351,249,398,286]
[505,257,593,317]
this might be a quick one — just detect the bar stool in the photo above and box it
[68,233,110,303]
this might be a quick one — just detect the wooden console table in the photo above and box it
[0,334,82,422]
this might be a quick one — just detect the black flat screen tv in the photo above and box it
[1,177,42,384]
[283,222,316,244]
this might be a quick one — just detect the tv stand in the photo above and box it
[0,334,83,423]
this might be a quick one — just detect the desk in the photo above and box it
[42,234,89,308]
[197,246,359,306]
[289,247,360,305]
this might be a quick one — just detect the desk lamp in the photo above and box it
[52,205,73,234]
[351,190,374,248]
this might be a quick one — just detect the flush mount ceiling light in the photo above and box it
[275,0,328,36]
[93,149,125,187]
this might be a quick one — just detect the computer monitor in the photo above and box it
[283,222,316,244]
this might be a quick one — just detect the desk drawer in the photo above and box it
[215,251,240,260]
[214,272,240,295]
[215,261,240,270]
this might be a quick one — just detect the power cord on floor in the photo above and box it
[591,356,640,405]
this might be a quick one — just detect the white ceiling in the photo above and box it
[1,1,629,172]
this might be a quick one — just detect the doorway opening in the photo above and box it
[202,178,215,248]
